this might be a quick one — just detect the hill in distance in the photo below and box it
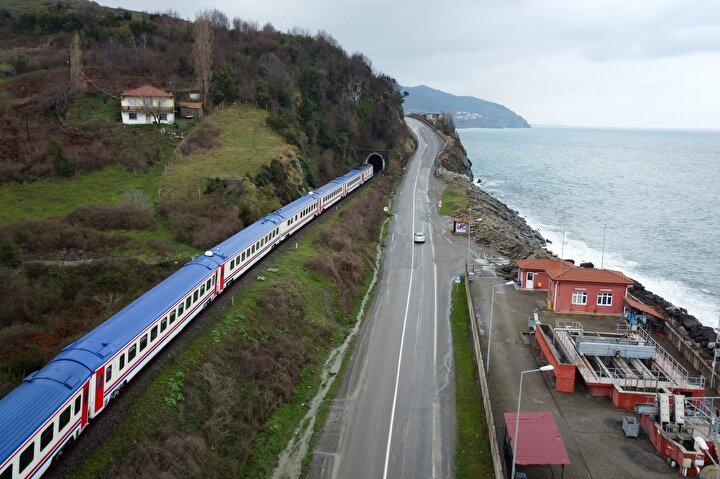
[402,84,530,128]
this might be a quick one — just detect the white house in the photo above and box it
[120,85,175,125]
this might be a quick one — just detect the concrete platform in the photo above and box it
[470,276,694,478]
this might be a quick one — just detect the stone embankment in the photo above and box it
[434,126,720,385]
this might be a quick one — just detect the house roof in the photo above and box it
[177,101,203,109]
[121,85,173,98]
[516,258,574,271]
[625,294,667,320]
[546,266,635,285]
[504,412,570,466]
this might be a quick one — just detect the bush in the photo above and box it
[67,202,153,231]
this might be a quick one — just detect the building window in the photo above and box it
[597,293,613,306]
[158,113,168,121]
[129,112,137,120]
[571,291,588,305]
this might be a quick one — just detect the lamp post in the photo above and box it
[486,280,515,372]
[694,436,719,478]
[511,365,555,479]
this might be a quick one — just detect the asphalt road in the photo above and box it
[308,118,471,478]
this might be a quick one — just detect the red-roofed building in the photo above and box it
[547,267,635,315]
[515,258,574,290]
[120,85,175,125]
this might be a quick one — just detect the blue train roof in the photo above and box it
[273,193,317,219]
[60,258,221,372]
[0,359,91,463]
[211,214,284,260]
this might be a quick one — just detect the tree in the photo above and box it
[192,12,213,111]
[69,32,83,93]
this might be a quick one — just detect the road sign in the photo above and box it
[454,275,461,284]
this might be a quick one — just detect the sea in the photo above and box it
[458,126,720,327]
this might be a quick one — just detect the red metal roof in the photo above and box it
[504,411,570,466]
[546,267,634,285]
[516,258,574,271]
[121,85,173,98]
[625,294,667,320]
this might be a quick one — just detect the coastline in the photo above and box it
[430,122,720,373]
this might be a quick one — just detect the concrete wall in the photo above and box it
[464,274,505,479]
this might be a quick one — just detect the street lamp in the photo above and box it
[695,436,720,478]
[486,280,515,372]
[511,365,555,479]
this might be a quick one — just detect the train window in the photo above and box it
[19,442,34,472]
[0,464,13,479]
[200,284,205,296]
[119,353,125,371]
[211,276,215,286]
[170,310,176,324]
[193,290,199,303]
[128,344,137,361]
[96,372,103,390]
[185,297,191,309]
[74,395,81,415]
[241,251,245,261]
[151,325,158,341]
[207,278,212,289]
[106,365,112,383]
[178,303,184,316]
[139,335,148,352]
[230,259,234,269]
[161,318,167,332]
[59,406,71,430]
[40,423,54,451]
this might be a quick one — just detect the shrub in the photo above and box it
[67,202,152,231]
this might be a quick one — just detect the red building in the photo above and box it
[546,267,634,315]
[515,258,574,290]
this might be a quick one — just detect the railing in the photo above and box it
[615,323,707,389]
[122,105,174,113]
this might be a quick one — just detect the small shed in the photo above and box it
[515,258,574,290]
[624,294,667,333]
[504,411,570,477]
[547,267,635,316]
[176,101,203,119]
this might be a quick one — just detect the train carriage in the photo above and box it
[0,160,377,479]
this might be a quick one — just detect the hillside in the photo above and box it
[0,0,409,397]
[402,84,530,128]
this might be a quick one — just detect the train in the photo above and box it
[0,163,375,479]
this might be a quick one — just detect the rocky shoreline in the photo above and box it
[431,123,720,371]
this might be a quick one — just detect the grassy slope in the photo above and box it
[451,278,495,478]
[161,106,295,199]
[440,183,470,216]
[70,184,381,479]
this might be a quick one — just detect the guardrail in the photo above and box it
[464,274,505,479]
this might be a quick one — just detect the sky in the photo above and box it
[97,0,720,129]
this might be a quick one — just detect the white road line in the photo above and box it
[382,126,424,479]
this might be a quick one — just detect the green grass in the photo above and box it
[0,165,161,224]
[439,184,470,216]
[451,278,495,478]
[66,95,120,125]
[70,184,380,479]
[161,105,295,199]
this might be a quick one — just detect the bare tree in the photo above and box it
[69,32,83,93]
[192,11,213,110]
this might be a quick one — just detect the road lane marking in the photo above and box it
[382,123,423,479]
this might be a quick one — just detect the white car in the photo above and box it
[413,232,426,243]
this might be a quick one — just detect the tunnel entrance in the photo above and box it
[365,152,385,173]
